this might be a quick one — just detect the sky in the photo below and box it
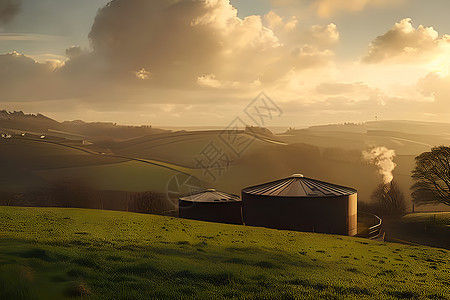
[1,0,450,127]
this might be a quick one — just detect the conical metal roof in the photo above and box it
[180,189,241,203]
[242,174,356,197]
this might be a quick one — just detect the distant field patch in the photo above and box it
[34,161,186,193]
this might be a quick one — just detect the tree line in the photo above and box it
[0,179,176,216]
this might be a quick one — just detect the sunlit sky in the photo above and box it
[1,0,450,127]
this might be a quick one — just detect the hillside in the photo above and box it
[2,113,450,211]
[0,207,449,299]
[0,110,168,141]
[0,137,193,193]
[0,136,203,215]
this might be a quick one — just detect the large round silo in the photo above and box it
[179,189,242,225]
[242,174,357,236]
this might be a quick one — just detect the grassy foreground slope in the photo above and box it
[0,207,449,300]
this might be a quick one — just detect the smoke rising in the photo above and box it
[363,146,397,184]
[0,0,21,25]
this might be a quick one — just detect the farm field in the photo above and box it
[0,207,449,299]
[384,213,450,249]
[2,115,450,211]
[34,160,190,193]
[0,137,201,195]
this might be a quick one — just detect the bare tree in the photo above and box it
[371,180,407,216]
[411,146,450,206]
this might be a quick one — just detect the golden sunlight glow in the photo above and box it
[136,68,151,80]
[428,59,449,78]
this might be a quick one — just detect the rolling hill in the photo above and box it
[1,112,450,212]
[0,206,448,299]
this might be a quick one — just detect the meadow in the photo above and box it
[384,213,450,249]
[0,206,449,299]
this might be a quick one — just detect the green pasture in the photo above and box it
[0,207,448,299]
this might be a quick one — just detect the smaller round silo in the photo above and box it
[179,189,242,224]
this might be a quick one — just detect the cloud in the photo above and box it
[307,23,339,46]
[264,11,339,49]
[0,0,341,105]
[416,71,450,111]
[270,0,405,18]
[316,82,370,95]
[314,0,404,18]
[7,0,444,126]
[65,46,83,60]
[68,0,338,90]
[0,52,60,100]
[0,0,21,25]
[363,18,450,64]
[0,33,58,41]
[0,51,98,101]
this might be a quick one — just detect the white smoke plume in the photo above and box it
[363,146,397,184]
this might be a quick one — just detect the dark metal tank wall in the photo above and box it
[178,200,243,225]
[242,193,357,236]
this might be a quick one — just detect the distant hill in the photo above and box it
[0,110,60,133]
[293,120,450,137]
[1,113,450,212]
[0,110,169,141]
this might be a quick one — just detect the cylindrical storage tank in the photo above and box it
[179,189,242,225]
[242,174,357,236]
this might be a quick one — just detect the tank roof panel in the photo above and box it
[242,175,356,197]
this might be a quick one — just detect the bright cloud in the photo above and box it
[270,0,406,18]
[0,0,340,101]
[314,0,405,18]
[2,0,450,126]
[363,18,450,64]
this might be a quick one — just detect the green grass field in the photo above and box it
[0,137,203,194]
[384,213,450,250]
[34,161,190,193]
[0,207,448,299]
[401,212,450,226]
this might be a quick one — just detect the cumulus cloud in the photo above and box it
[0,52,59,100]
[72,0,338,90]
[363,18,450,64]
[416,71,450,111]
[8,0,438,125]
[0,0,340,104]
[3,0,447,128]
[0,0,21,25]
[305,23,339,48]
[264,11,339,48]
[0,51,103,102]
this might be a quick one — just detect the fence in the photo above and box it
[357,211,383,240]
